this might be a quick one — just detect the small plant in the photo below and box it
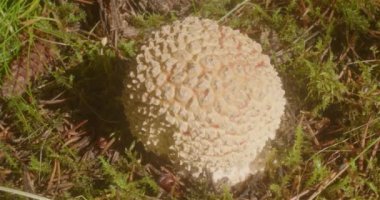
[99,144,159,199]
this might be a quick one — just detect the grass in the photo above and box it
[0,0,40,78]
[1,0,380,199]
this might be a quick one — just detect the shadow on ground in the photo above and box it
[40,53,170,168]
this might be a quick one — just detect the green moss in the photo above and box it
[285,126,305,166]
[28,156,52,175]
[99,146,160,199]
[130,14,166,29]
[118,40,137,58]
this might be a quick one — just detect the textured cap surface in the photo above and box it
[123,17,286,185]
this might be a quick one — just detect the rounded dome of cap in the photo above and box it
[123,17,286,185]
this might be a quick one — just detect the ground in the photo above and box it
[0,0,380,199]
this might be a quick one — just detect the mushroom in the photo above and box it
[123,17,286,185]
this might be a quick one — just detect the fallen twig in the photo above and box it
[290,189,311,200]
[0,186,50,200]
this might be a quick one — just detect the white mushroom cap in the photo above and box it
[123,17,286,185]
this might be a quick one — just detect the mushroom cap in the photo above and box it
[123,17,286,185]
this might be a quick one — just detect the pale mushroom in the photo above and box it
[123,17,286,185]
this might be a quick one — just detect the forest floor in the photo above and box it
[1,0,380,199]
